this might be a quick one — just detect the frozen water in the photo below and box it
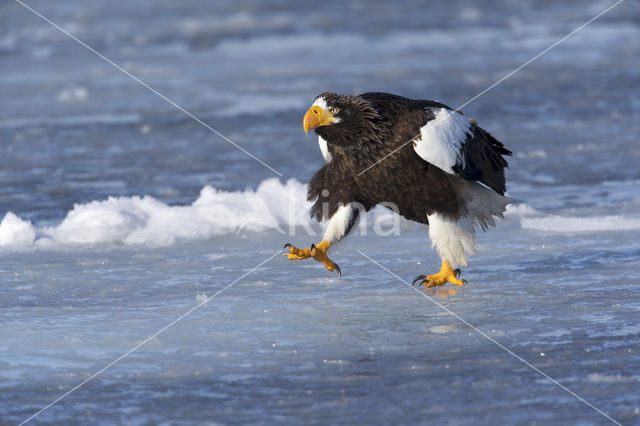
[1,0,640,424]
[522,214,640,233]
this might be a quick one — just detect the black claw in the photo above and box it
[413,275,428,287]
[454,268,461,279]
[284,243,292,250]
[335,264,342,280]
[310,243,316,256]
[461,279,467,285]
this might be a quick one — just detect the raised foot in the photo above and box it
[282,240,341,279]
[412,261,466,288]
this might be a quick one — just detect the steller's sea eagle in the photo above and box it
[284,92,512,287]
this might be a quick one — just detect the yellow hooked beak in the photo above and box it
[303,106,336,134]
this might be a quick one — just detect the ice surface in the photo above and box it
[522,214,640,233]
[1,0,640,425]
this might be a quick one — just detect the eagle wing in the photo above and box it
[357,92,511,195]
[411,106,511,195]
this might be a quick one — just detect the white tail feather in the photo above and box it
[427,183,512,268]
[465,182,513,231]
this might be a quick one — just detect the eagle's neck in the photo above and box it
[315,122,388,163]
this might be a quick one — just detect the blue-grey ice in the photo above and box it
[1,0,639,424]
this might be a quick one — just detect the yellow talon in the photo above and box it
[283,240,341,279]
[413,260,466,288]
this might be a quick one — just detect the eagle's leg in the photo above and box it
[413,260,466,288]
[283,240,341,279]
[283,204,360,280]
[414,213,475,288]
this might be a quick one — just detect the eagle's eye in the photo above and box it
[329,107,339,115]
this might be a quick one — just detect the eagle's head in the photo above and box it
[303,92,382,147]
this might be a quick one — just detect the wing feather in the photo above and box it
[412,108,511,195]
[356,92,511,195]
[413,108,471,175]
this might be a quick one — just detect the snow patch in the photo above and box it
[0,179,313,251]
[0,212,36,247]
[585,373,636,384]
[0,179,423,252]
[505,203,538,216]
[38,178,311,247]
[522,215,640,233]
[195,294,209,304]
[429,325,457,334]
[56,86,89,103]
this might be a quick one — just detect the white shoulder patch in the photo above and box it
[318,135,332,163]
[413,108,472,174]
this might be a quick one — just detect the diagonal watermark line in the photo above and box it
[19,250,283,426]
[357,0,625,177]
[357,250,622,426]
[14,0,283,177]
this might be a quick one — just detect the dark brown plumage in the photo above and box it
[307,92,511,225]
